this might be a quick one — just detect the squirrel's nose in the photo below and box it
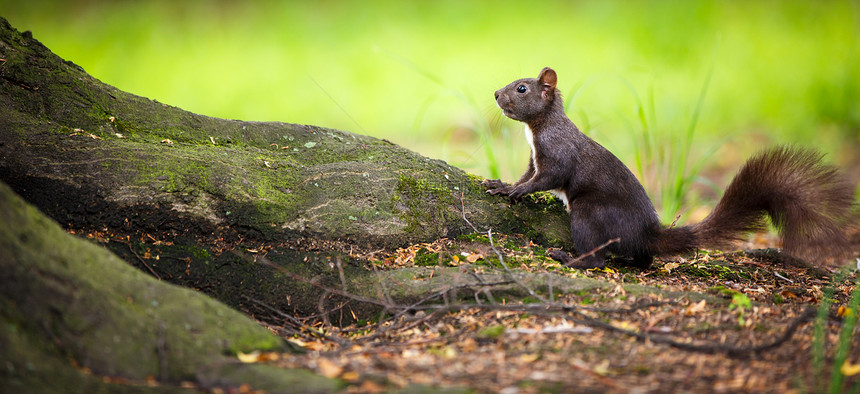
[494,90,500,100]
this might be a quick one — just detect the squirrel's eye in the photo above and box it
[516,85,527,93]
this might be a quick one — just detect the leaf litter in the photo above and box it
[252,233,860,393]
[69,226,859,392]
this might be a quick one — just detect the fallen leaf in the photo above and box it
[161,138,173,144]
[357,380,386,392]
[341,371,360,381]
[686,299,707,315]
[257,352,280,362]
[611,320,636,331]
[519,353,540,363]
[237,351,260,363]
[316,358,342,378]
[478,324,506,339]
[287,338,326,351]
[841,360,860,376]
[593,359,611,375]
[610,283,626,296]
[837,305,854,318]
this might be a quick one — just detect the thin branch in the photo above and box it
[460,190,480,233]
[251,252,394,309]
[567,237,620,265]
[110,238,162,280]
[669,214,682,229]
[488,228,548,303]
[241,295,346,344]
[554,307,817,358]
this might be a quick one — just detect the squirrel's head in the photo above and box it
[495,67,558,122]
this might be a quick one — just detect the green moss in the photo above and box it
[394,174,456,235]
[773,292,785,304]
[709,285,742,298]
[414,248,440,267]
[0,181,296,386]
[675,260,753,281]
[455,233,490,243]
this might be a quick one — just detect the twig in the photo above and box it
[554,306,817,358]
[488,228,548,303]
[251,253,393,309]
[250,246,805,357]
[460,190,480,233]
[346,277,516,346]
[669,214,682,229]
[774,272,794,283]
[457,189,546,303]
[319,291,332,326]
[566,237,620,265]
[335,257,348,291]
[241,295,346,344]
[110,238,162,280]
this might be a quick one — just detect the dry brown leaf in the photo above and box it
[686,299,707,315]
[593,359,611,375]
[519,353,540,363]
[316,358,343,378]
[237,351,260,363]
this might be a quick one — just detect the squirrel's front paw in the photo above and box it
[507,185,527,202]
[483,179,511,195]
[482,179,509,189]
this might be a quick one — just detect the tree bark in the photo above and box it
[0,181,342,392]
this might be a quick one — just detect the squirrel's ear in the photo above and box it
[538,67,557,99]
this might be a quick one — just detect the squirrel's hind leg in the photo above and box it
[547,248,607,269]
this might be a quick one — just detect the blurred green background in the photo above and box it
[2,0,858,221]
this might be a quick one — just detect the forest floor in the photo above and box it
[236,233,860,393]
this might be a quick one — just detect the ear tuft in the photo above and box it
[538,67,557,99]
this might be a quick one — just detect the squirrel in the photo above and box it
[484,67,855,269]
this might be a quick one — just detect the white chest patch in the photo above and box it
[550,189,570,212]
[524,124,538,174]
[523,125,570,212]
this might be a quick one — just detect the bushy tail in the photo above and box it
[653,146,855,265]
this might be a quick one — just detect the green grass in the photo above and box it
[2,0,858,220]
[810,273,860,393]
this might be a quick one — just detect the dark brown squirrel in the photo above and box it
[484,67,855,269]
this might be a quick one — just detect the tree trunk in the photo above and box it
[0,181,343,392]
[0,17,571,318]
